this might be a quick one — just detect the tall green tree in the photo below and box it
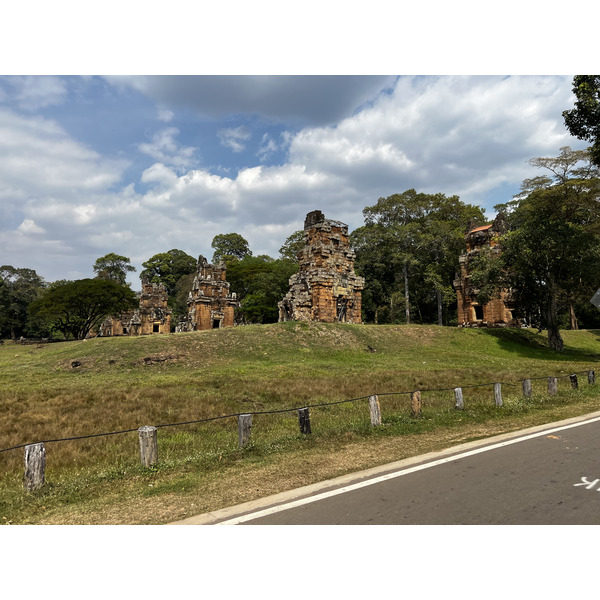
[563,75,600,167]
[29,279,138,340]
[279,230,305,262]
[211,233,252,264]
[93,253,136,285]
[226,255,298,323]
[488,147,600,351]
[352,190,485,325]
[0,266,46,339]
[140,249,197,297]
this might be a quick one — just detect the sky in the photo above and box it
[0,74,589,289]
[0,1,596,296]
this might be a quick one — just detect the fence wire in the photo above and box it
[0,369,594,455]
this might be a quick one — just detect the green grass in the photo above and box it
[1,322,600,524]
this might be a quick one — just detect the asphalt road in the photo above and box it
[172,411,600,525]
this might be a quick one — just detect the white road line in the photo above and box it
[217,415,600,525]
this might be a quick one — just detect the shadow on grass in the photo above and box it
[477,328,600,362]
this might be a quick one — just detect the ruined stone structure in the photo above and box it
[278,210,364,323]
[178,255,237,331]
[453,214,518,327]
[99,282,172,336]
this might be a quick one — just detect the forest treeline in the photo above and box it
[2,147,600,350]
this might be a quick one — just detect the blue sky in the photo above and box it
[0,74,589,288]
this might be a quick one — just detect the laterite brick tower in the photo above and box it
[99,281,171,336]
[453,213,518,327]
[278,210,364,323]
[184,255,237,330]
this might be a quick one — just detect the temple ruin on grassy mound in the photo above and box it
[453,213,518,327]
[178,255,237,331]
[99,281,172,336]
[278,210,364,323]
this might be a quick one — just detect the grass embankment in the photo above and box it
[1,322,600,524]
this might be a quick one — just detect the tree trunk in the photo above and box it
[404,260,410,325]
[437,288,443,326]
[546,292,564,352]
[569,303,579,330]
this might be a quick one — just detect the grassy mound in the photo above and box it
[2,322,600,524]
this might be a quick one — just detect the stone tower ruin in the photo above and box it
[181,255,237,331]
[453,213,518,327]
[278,210,364,323]
[99,281,172,336]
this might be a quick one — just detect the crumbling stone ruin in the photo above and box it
[453,213,518,327]
[278,210,364,323]
[99,281,172,336]
[177,255,237,331]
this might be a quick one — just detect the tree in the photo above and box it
[211,233,252,264]
[140,249,197,296]
[352,190,485,325]
[226,255,298,323]
[93,253,136,285]
[279,230,305,262]
[489,147,600,351]
[563,75,600,167]
[0,266,46,339]
[29,279,138,340]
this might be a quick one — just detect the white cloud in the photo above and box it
[0,75,590,287]
[1,76,68,110]
[0,107,126,201]
[17,218,45,234]
[157,107,174,122]
[218,126,251,153]
[138,127,197,169]
[258,133,278,162]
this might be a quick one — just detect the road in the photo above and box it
[172,411,600,525]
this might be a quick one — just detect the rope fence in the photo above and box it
[4,368,596,492]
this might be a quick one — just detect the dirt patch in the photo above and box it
[141,354,180,366]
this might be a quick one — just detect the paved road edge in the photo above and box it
[169,410,600,525]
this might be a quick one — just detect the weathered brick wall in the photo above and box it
[183,255,237,331]
[279,211,364,324]
[453,214,518,327]
[98,282,171,336]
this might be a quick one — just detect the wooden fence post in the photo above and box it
[368,395,382,426]
[238,414,252,447]
[24,443,45,492]
[522,379,532,398]
[411,391,422,418]
[298,407,311,434]
[454,387,464,410]
[589,370,596,385]
[570,374,578,389]
[138,426,158,467]
[494,383,502,407]
[548,377,558,395]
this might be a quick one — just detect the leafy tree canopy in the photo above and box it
[28,279,138,340]
[226,255,298,324]
[486,147,600,351]
[0,266,46,339]
[140,249,197,297]
[563,75,600,167]
[211,233,252,264]
[352,190,485,325]
[278,230,305,262]
[93,253,136,285]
